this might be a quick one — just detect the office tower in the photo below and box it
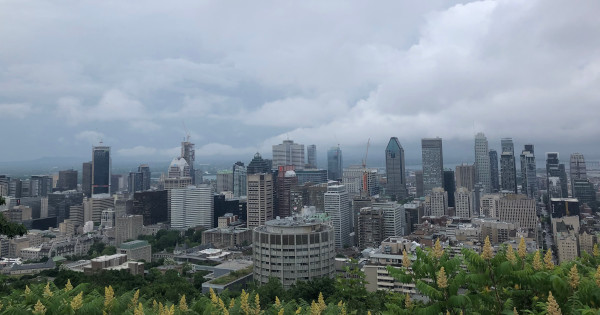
[324,184,351,248]
[415,170,424,198]
[233,162,247,197]
[82,162,92,197]
[474,132,491,193]
[0,175,8,197]
[421,138,444,195]
[92,145,111,195]
[252,217,335,289]
[132,190,168,225]
[550,198,580,218]
[275,166,297,218]
[110,174,122,194]
[272,140,305,170]
[128,172,143,193]
[247,173,274,229]
[454,187,472,218]
[57,170,78,191]
[115,215,144,246]
[570,153,587,195]
[168,157,191,178]
[572,180,596,205]
[247,153,271,175]
[520,145,537,199]
[496,194,537,231]
[357,207,384,249]
[327,146,343,181]
[181,139,195,183]
[455,163,476,191]
[170,185,213,230]
[443,170,456,208]
[546,152,568,198]
[295,169,328,185]
[500,138,517,193]
[489,149,499,193]
[385,137,407,201]
[373,202,406,237]
[307,144,317,169]
[30,175,53,197]
[216,170,234,193]
[290,183,328,213]
[47,191,83,224]
[425,187,448,217]
[84,195,113,224]
[138,164,151,191]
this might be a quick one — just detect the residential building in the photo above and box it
[246,173,273,229]
[357,207,384,249]
[115,215,144,246]
[454,187,472,218]
[497,194,537,231]
[425,187,447,217]
[275,166,297,218]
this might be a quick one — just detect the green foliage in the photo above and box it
[0,196,27,238]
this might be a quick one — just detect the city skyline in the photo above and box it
[1,1,600,163]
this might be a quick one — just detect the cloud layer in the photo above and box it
[1,0,599,164]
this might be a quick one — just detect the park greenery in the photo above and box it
[1,236,600,314]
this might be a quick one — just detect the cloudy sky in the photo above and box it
[1,0,599,166]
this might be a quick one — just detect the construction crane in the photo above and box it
[361,138,370,195]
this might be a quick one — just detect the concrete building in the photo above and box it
[275,167,297,218]
[373,202,406,238]
[480,194,501,218]
[84,195,113,224]
[324,184,351,248]
[454,187,472,218]
[500,138,517,193]
[497,194,537,231]
[118,240,152,262]
[474,132,491,193]
[552,216,579,264]
[115,215,144,246]
[362,237,420,294]
[171,185,214,230]
[247,173,274,229]
[217,170,234,193]
[357,207,384,249]
[202,227,252,248]
[252,217,335,288]
[421,138,444,196]
[295,169,328,185]
[570,153,587,196]
[385,137,407,201]
[272,140,305,170]
[425,187,447,217]
[290,183,327,213]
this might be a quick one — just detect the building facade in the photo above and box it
[385,137,407,201]
[324,184,351,248]
[92,145,111,195]
[421,138,444,195]
[272,140,305,170]
[327,146,343,181]
[246,173,274,229]
[170,185,214,230]
[474,132,491,193]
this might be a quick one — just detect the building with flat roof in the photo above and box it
[118,240,151,262]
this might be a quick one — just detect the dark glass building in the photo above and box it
[92,145,111,195]
[247,152,271,175]
[443,170,456,208]
[327,146,343,181]
[385,137,407,201]
[132,190,168,225]
[57,170,78,191]
[489,149,500,193]
[82,162,92,197]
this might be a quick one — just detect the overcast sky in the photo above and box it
[1,0,599,166]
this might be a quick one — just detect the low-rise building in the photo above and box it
[202,227,252,248]
[118,240,151,262]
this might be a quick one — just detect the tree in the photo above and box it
[0,196,27,238]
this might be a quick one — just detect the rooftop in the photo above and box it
[119,240,150,250]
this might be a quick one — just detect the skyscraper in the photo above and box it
[138,164,151,191]
[247,173,274,229]
[489,149,499,193]
[415,170,424,198]
[324,184,351,248]
[425,187,447,217]
[500,138,517,193]
[443,170,456,208]
[327,146,343,181]
[247,153,271,175]
[82,162,92,197]
[181,139,195,183]
[92,145,111,195]
[272,140,305,170]
[570,153,587,196]
[233,162,247,197]
[170,185,213,230]
[455,163,476,191]
[454,187,472,218]
[421,138,443,196]
[520,144,537,199]
[385,137,407,201]
[275,166,297,218]
[474,132,491,193]
[128,172,143,193]
[57,170,78,191]
[546,152,568,198]
[307,144,317,169]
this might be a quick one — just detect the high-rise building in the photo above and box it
[496,194,537,231]
[247,153,271,175]
[443,170,456,208]
[546,152,568,198]
[489,149,499,193]
[357,207,384,249]
[138,164,151,191]
[415,170,424,198]
[233,162,247,197]
[324,184,351,248]
[421,138,444,195]
[327,146,343,181]
[425,187,447,217]
[168,157,191,178]
[84,195,113,224]
[295,169,328,185]
[110,174,123,194]
[455,163,476,191]
[128,172,143,193]
[216,170,234,193]
[474,132,491,193]
[572,180,596,205]
[500,138,517,193]
[272,140,305,170]
[181,139,195,183]
[520,145,537,199]
[92,145,111,195]
[82,162,92,197]
[247,173,274,229]
[57,170,78,191]
[252,217,335,289]
[132,190,169,225]
[454,187,472,218]
[570,153,587,196]
[170,185,213,230]
[307,144,317,169]
[373,202,406,237]
[385,137,407,201]
[115,215,144,246]
[275,166,297,218]
[30,175,53,197]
